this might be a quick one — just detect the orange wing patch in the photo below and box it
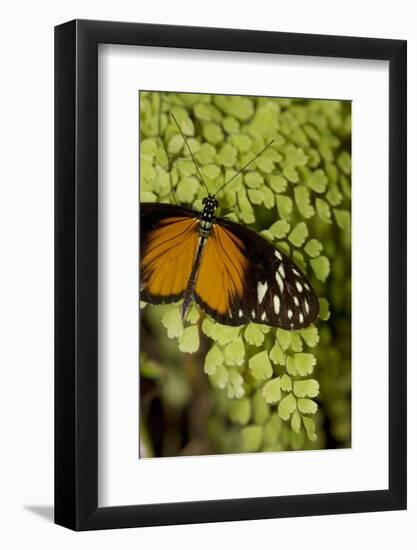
[141,217,199,299]
[195,224,248,315]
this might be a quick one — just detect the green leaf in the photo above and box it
[285,356,298,376]
[290,332,303,352]
[196,143,216,164]
[224,337,245,366]
[245,171,264,188]
[227,369,245,399]
[269,220,290,239]
[167,134,184,155]
[291,410,302,433]
[276,195,293,221]
[248,189,264,205]
[140,190,157,202]
[304,239,323,258]
[203,164,221,181]
[307,169,328,193]
[256,156,275,174]
[193,102,212,121]
[334,209,351,233]
[298,398,318,414]
[285,145,308,167]
[171,106,194,135]
[262,377,282,404]
[293,379,320,398]
[277,241,290,256]
[203,320,240,345]
[326,183,343,206]
[318,297,330,320]
[294,186,315,219]
[237,190,255,224]
[311,256,330,282]
[269,175,287,193]
[229,398,251,425]
[225,96,254,121]
[241,425,263,452]
[278,393,297,421]
[337,151,351,175]
[177,176,200,203]
[185,305,200,324]
[302,416,318,441]
[283,165,299,183]
[223,116,240,134]
[288,222,308,247]
[262,186,275,209]
[210,364,229,389]
[249,351,273,380]
[315,198,332,223]
[216,143,238,167]
[204,345,224,375]
[340,174,351,199]
[299,326,319,347]
[304,124,320,143]
[280,373,292,392]
[290,353,317,375]
[244,324,266,347]
[203,122,224,144]
[276,328,292,350]
[293,250,306,272]
[161,308,184,339]
[229,134,252,152]
[269,343,285,366]
[178,325,200,353]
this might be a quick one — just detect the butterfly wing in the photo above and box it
[194,217,319,329]
[140,203,199,305]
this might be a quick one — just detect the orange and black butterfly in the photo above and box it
[140,116,319,330]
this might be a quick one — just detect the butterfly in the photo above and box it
[140,115,319,330]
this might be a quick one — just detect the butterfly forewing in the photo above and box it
[140,203,199,305]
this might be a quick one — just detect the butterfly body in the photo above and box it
[140,199,319,330]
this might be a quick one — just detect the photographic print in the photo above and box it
[139,91,351,458]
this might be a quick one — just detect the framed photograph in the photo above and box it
[55,19,406,530]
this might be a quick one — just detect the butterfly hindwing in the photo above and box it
[140,203,199,305]
[195,216,319,329]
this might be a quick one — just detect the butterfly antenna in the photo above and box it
[170,113,210,195]
[214,139,274,197]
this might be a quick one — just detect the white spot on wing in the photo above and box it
[273,295,280,314]
[299,312,304,323]
[275,250,282,260]
[278,264,285,278]
[257,281,268,304]
[251,309,256,318]
[288,309,293,319]
[296,281,303,293]
[275,272,284,292]
[294,296,299,306]
[304,300,310,314]
[238,309,243,318]
[261,312,267,321]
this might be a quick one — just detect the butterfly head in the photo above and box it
[201,195,218,218]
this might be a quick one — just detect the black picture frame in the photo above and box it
[55,19,407,531]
